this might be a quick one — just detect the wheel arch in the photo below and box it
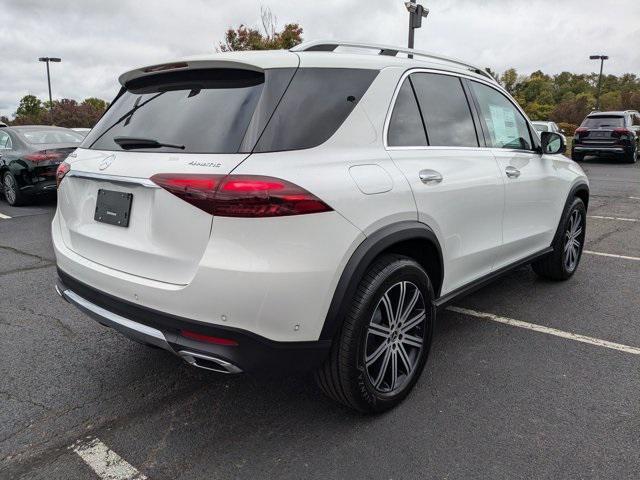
[320,221,443,341]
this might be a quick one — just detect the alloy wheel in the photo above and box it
[364,281,426,394]
[3,174,16,205]
[564,209,583,272]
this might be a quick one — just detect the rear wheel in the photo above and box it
[623,147,637,163]
[315,254,435,413]
[2,172,27,206]
[532,197,586,280]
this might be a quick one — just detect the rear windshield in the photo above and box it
[20,128,84,144]
[84,67,378,154]
[581,116,624,128]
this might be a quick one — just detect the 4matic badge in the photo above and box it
[188,161,221,168]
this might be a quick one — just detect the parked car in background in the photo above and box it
[0,125,83,205]
[53,41,588,412]
[532,121,566,144]
[572,110,640,163]
[71,128,91,138]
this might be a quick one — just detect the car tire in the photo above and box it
[623,147,637,164]
[571,151,584,162]
[2,171,27,206]
[315,254,435,413]
[532,197,586,281]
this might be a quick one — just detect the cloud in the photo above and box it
[2,0,639,117]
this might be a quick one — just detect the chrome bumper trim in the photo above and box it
[58,286,173,351]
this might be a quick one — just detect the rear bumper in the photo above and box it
[573,145,627,155]
[56,269,331,374]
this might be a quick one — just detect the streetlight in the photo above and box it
[589,54,608,111]
[38,57,61,124]
[404,0,429,56]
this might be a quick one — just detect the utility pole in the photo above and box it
[405,1,429,56]
[589,55,608,111]
[38,57,62,124]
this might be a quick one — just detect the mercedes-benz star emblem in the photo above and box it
[99,154,115,171]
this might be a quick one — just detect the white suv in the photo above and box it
[53,41,589,412]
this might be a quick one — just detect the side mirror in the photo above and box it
[541,131,566,155]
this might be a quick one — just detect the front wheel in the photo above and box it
[315,254,435,413]
[532,197,586,280]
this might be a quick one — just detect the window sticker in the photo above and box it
[489,105,519,147]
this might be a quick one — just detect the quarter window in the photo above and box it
[470,81,534,150]
[387,78,427,147]
[410,73,479,147]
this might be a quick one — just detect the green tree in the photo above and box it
[82,97,107,111]
[500,68,519,95]
[218,7,303,51]
[16,95,44,118]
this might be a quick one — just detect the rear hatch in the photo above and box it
[57,54,298,285]
[577,115,625,145]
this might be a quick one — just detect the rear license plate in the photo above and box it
[94,189,133,227]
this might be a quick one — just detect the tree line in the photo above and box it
[1,94,108,128]
[487,68,640,133]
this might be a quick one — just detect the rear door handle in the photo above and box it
[419,169,443,184]
[505,166,521,178]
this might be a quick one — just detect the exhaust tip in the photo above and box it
[178,350,242,374]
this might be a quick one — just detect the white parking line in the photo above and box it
[588,215,639,223]
[629,196,640,200]
[72,437,147,480]
[584,250,640,262]
[448,306,640,356]
[0,212,11,219]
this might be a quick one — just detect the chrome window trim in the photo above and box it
[66,170,160,188]
[383,68,540,155]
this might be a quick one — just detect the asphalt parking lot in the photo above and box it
[1,158,639,479]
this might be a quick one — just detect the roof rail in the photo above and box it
[291,40,496,82]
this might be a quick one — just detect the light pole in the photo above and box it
[589,55,608,111]
[404,1,429,56]
[38,57,61,124]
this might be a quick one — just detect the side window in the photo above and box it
[410,73,478,147]
[632,114,640,127]
[387,78,427,147]
[0,131,11,150]
[470,81,534,150]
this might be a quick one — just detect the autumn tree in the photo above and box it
[218,7,303,52]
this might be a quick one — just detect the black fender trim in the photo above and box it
[319,221,443,341]
[551,181,589,245]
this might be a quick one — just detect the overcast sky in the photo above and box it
[2,0,639,118]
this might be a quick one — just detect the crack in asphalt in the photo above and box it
[0,391,51,412]
[0,244,54,263]
[16,306,77,338]
[0,263,55,278]
[0,378,214,477]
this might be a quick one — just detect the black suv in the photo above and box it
[572,110,640,163]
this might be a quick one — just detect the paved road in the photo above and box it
[1,157,639,479]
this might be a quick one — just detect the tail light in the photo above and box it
[150,174,332,217]
[25,150,64,163]
[56,162,70,188]
[612,128,632,139]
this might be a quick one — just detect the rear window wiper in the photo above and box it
[113,136,185,150]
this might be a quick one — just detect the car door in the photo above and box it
[386,71,504,295]
[467,79,563,268]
